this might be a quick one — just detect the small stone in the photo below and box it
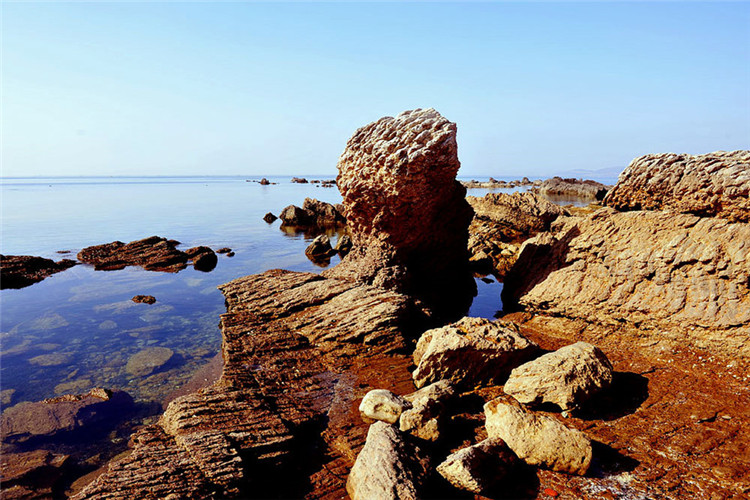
[132,295,156,305]
[226,251,235,257]
[263,212,278,223]
[544,487,559,497]
[359,389,412,424]
[259,178,270,185]
[216,248,232,254]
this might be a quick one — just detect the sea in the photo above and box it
[0,175,614,416]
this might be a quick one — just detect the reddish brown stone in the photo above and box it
[0,255,77,289]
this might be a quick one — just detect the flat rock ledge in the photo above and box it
[77,236,217,272]
[0,254,77,290]
[74,270,432,499]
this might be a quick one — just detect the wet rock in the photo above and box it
[279,204,312,226]
[0,255,77,290]
[324,108,475,318]
[185,246,217,272]
[534,177,611,200]
[412,317,537,389]
[0,449,71,499]
[335,234,353,257]
[436,437,518,494]
[604,150,750,222]
[226,251,235,257]
[359,389,412,424]
[98,320,118,329]
[346,421,430,500]
[77,236,188,272]
[28,352,73,367]
[504,342,614,411]
[132,295,156,305]
[280,198,347,228]
[216,247,232,254]
[484,399,592,475]
[259,177,271,185]
[305,235,335,261]
[503,208,750,357]
[1,388,134,444]
[263,212,278,223]
[125,347,174,377]
[399,379,455,441]
[291,177,308,183]
[1,389,16,406]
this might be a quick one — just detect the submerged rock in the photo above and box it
[125,347,174,377]
[436,437,518,494]
[604,150,750,222]
[324,108,475,318]
[412,317,537,389]
[359,389,412,424]
[504,342,614,411]
[346,421,430,500]
[0,255,77,290]
[484,399,592,475]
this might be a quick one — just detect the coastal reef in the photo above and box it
[0,255,77,290]
[77,236,218,272]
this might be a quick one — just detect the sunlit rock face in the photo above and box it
[324,108,475,319]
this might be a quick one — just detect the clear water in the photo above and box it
[0,176,512,408]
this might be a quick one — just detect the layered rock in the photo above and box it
[323,108,475,318]
[74,270,432,498]
[534,177,610,200]
[346,422,430,500]
[0,255,77,290]
[484,399,592,475]
[504,342,613,411]
[467,192,569,277]
[503,208,750,357]
[436,437,518,494]
[412,317,537,389]
[604,150,750,222]
[0,449,71,499]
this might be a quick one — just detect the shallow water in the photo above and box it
[1,176,515,408]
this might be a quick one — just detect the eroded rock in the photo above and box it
[359,389,412,424]
[346,421,429,500]
[412,317,537,389]
[504,342,613,411]
[604,150,750,222]
[280,198,346,228]
[0,255,77,290]
[534,177,610,200]
[436,437,518,494]
[78,236,195,272]
[484,399,592,475]
[0,450,71,499]
[399,379,455,441]
[335,234,353,257]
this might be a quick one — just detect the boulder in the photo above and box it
[412,317,537,389]
[504,342,613,411]
[335,234,353,257]
[484,399,592,475]
[324,108,475,318]
[346,421,430,500]
[125,347,174,377]
[399,380,455,441]
[503,208,750,357]
[0,255,77,290]
[436,438,518,494]
[604,150,750,222]
[263,212,278,223]
[77,236,189,272]
[359,389,412,424]
[279,198,346,228]
[305,235,335,261]
[185,246,218,272]
[1,388,134,444]
[534,177,610,200]
[132,295,156,304]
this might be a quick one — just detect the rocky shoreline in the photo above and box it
[2,110,748,499]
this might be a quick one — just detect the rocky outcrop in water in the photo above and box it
[324,108,475,317]
[467,192,569,277]
[279,198,346,228]
[503,208,750,357]
[1,449,71,499]
[0,255,77,290]
[604,150,750,222]
[534,177,610,200]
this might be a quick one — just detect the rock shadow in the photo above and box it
[588,440,640,478]
[577,372,649,421]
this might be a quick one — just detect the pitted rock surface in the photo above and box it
[324,108,475,317]
[604,150,750,222]
[503,208,750,358]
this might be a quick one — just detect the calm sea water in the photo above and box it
[2,175,553,409]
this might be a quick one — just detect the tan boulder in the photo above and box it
[436,437,518,494]
[359,389,412,424]
[399,379,455,441]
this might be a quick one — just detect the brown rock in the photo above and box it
[346,421,430,500]
[263,212,278,223]
[604,150,750,222]
[216,247,232,254]
[259,177,271,185]
[77,236,188,272]
[291,177,308,184]
[503,208,750,357]
[324,108,475,318]
[0,449,71,499]
[305,235,335,262]
[131,295,156,304]
[185,246,217,271]
[335,234,353,257]
[0,255,77,290]
[280,198,346,228]
[534,177,611,200]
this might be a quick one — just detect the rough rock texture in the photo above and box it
[131,294,156,305]
[436,437,518,494]
[346,422,430,500]
[335,234,353,257]
[399,380,455,441]
[503,208,750,357]
[504,342,614,411]
[323,108,475,318]
[305,234,335,261]
[359,390,412,424]
[125,347,175,377]
[74,270,432,499]
[0,255,77,290]
[604,150,750,222]
[0,449,71,499]
[534,177,610,200]
[279,198,346,228]
[484,399,592,475]
[467,192,569,278]
[1,388,134,445]
[77,236,210,273]
[412,317,537,389]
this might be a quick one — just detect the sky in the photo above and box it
[2,1,749,178]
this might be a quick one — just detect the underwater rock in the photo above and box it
[125,347,174,377]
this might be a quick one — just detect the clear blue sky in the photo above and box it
[2,1,748,178]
